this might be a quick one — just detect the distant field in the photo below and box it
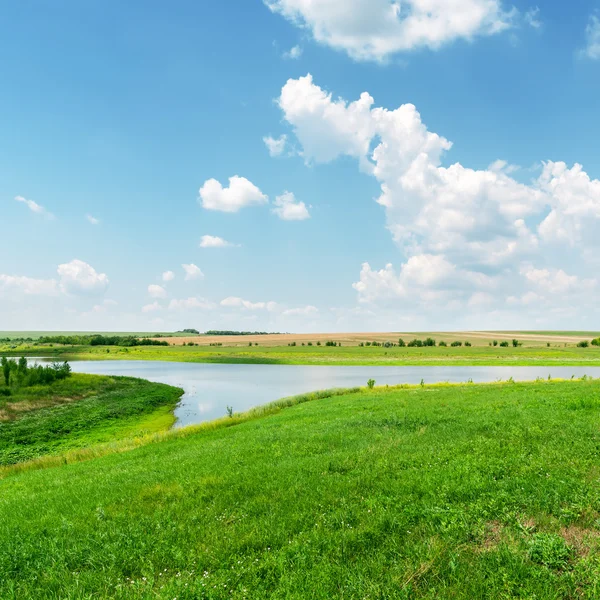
[154,331,600,348]
[0,331,191,340]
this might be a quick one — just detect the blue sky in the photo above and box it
[2,0,600,332]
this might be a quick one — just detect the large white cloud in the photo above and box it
[277,74,600,319]
[57,260,109,296]
[265,0,518,61]
[199,176,268,212]
[0,274,58,296]
[182,264,204,281]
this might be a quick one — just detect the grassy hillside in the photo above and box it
[5,341,600,366]
[1,380,600,598]
[0,373,183,466]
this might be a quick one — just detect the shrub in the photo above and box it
[578,341,589,348]
[493,340,498,347]
[0,388,10,397]
[307,342,313,346]
[383,341,394,348]
[367,379,375,389]
[424,338,436,347]
[592,338,600,347]
[465,341,472,347]
[500,341,509,347]
[439,341,447,347]
[358,342,364,347]
[316,341,321,346]
[407,339,423,348]
[365,342,371,347]
[226,406,233,418]
[512,339,519,347]
[398,338,406,347]
[451,341,462,347]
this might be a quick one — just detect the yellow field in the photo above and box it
[155,331,599,348]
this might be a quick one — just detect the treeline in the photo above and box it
[1,357,71,393]
[38,335,169,347]
[205,331,281,336]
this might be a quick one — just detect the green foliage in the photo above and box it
[527,534,572,570]
[451,341,463,347]
[578,341,589,348]
[37,334,169,347]
[367,379,375,389]
[439,341,447,347]
[512,339,520,347]
[325,341,337,347]
[226,405,233,418]
[493,340,498,346]
[592,338,600,347]
[408,339,423,347]
[398,338,406,347]
[465,341,472,347]
[500,341,510,347]
[205,330,277,336]
[179,329,200,334]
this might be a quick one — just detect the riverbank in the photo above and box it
[0,373,183,466]
[1,379,600,598]
[4,342,600,366]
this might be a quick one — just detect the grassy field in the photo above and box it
[0,331,191,340]
[0,373,183,466]
[4,341,600,367]
[1,379,600,598]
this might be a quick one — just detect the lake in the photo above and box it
[37,360,600,427]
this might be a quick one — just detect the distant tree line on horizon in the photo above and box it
[37,335,169,347]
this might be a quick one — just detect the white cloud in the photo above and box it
[277,74,600,320]
[0,274,58,296]
[199,176,268,212]
[148,284,167,298]
[162,270,175,282]
[524,7,541,29]
[57,260,109,296]
[283,45,303,59]
[272,191,310,221]
[265,0,517,61]
[582,14,600,60]
[182,263,204,281]
[220,296,278,311]
[15,195,54,219]
[86,214,100,225]
[168,297,215,311]
[282,305,319,316]
[263,134,288,157]
[200,235,237,248]
[142,301,163,313]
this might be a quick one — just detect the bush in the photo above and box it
[0,388,11,397]
[424,338,436,347]
[451,341,462,347]
[367,379,375,389]
[307,342,313,346]
[398,338,406,347]
[578,341,589,348]
[407,339,423,348]
[592,338,600,347]
[500,341,509,347]
[439,341,447,347]
[512,339,519,347]
[316,341,321,346]
[325,341,337,347]
[493,340,498,347]
[465,341,472,347]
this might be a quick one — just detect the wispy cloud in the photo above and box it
[86,214,100,225]
[15,195,54,219]
[582,14,600,60]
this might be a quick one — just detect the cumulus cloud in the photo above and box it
[265,0,518,61]
[272,191,310,221]
[168,297,215,311]
[148,284,167,298]
[15,195,54,219]
[582,14,600,60]
[277,74,600,319]
[263,134,288,157]
[283,44,303,59]
[199,176,268,212]
[220,296,278,311]
[162,270,175,282]
[182,263,204,281]
[142,301,163,313]
[86,214,100,225]
[57,260,109,296]
[200,235,238,248]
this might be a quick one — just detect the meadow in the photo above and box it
[0,371,182,466]
[4,340,600,367]
[1,379,600,598]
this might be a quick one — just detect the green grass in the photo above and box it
[5,342,600,366]
[0,330,191,340]
[0,374,183,466]
[1,380,600,598]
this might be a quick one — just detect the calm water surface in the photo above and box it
[41,360,600,427]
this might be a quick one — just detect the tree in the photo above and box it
[1,357,11,386]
